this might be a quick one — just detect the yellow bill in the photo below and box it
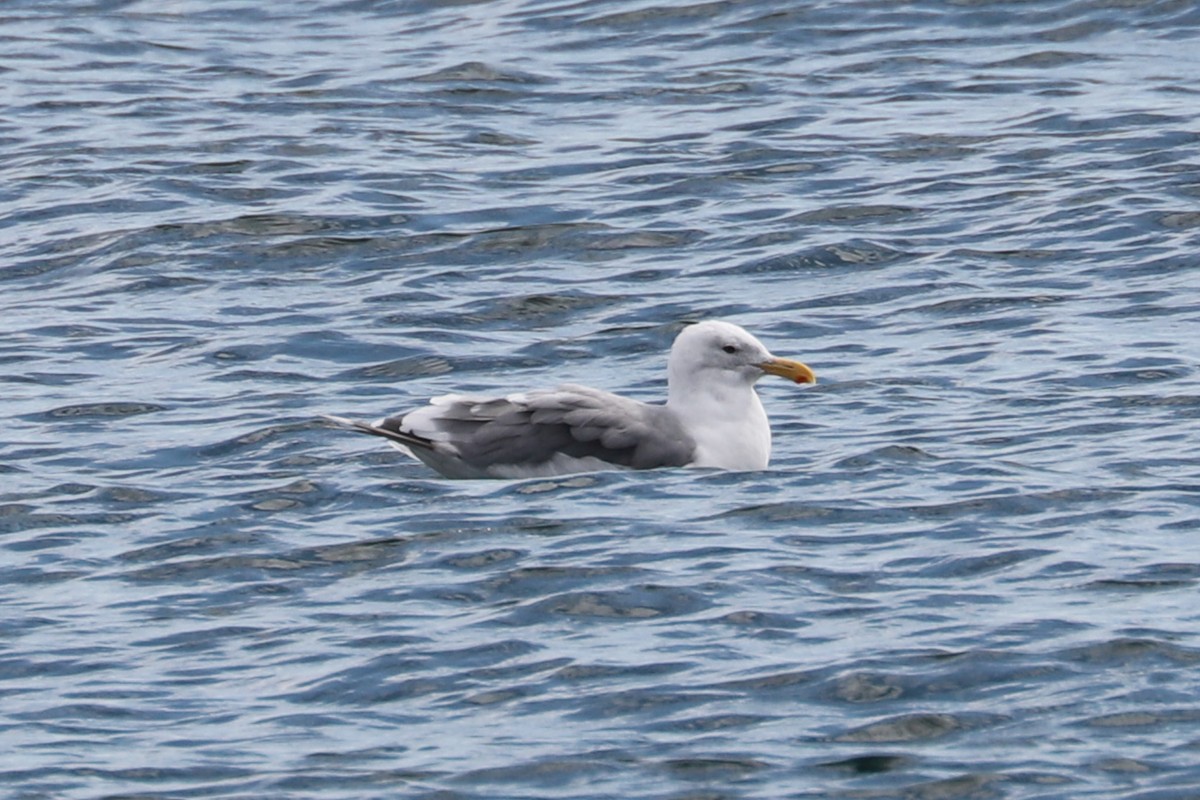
[758,357,816,385]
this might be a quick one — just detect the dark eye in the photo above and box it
[722,345,738,354]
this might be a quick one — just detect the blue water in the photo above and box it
[4,1,1200,798]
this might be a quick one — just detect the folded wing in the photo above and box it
[379,384,697,473]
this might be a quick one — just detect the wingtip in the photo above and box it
[323,413,435,452]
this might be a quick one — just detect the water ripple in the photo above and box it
[4,0,1200,798]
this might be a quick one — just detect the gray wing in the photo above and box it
[383,384,697,471]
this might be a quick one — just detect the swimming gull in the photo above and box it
[325,320,816,479]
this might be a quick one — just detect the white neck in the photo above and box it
[668,371,771,470]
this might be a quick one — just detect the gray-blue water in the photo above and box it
[4,1,1200,798]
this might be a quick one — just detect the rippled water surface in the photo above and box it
[5,1,1200,798]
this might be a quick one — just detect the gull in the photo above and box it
[325,320,815,479]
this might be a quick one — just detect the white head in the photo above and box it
[664,321,815,470]
[667,321,815,399]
